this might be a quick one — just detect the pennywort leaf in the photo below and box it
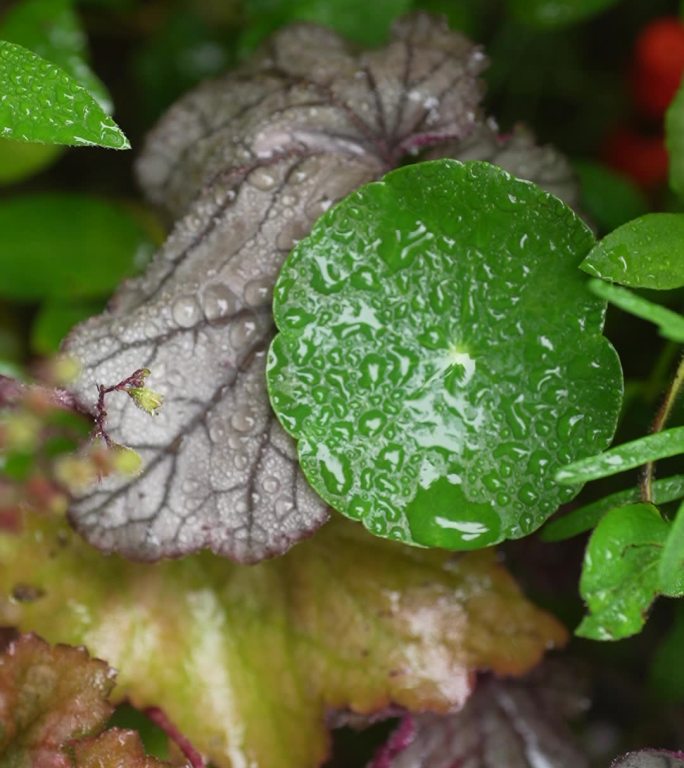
[578,503,668,640]
[268,159,622,550]
[541,474,684,541]
[581,214,684,290]
[557,426,684,485]
[0,40,129,148]
[587,279,684,342]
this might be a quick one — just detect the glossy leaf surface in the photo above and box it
[64,14,488,563]
[0,515,566,768]
[541,474,684,541]
[0,40,128,148]
[587,280,684,343]
[0,195,154,300]
[659,500,684,596]
[578,503,669,640]
[557,426,684,485]
[377,662,589,768]
[268,160,622,549]
[0,0,111,111]
[581,214,684,290]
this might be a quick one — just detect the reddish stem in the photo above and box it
[144,707,205,768]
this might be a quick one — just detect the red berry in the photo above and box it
[632,17,684,118]
[602,126,668,188]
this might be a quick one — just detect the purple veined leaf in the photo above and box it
[63,13,488,563]
[425,121,581,210]
[372,661,590,768]
[612,751,684,767]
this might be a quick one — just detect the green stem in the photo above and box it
[641,354,684,503]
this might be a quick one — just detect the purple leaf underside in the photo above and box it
[64,13,488,562]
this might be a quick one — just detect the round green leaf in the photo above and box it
[267,160,623,550]
[506,0,620,29]
[581,214,684,290]
[0,194,155,300]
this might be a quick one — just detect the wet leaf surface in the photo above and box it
[612,751,684,768]
[267,160,622,549]
[578,503,669,640]
[0,633,170,767]
[375,662,589,768]
[0,40,128,148]
[0,515,567,768]
[64,14,487,562]
[581,214,684,290]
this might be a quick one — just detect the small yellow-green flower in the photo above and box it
[126,386,164,415]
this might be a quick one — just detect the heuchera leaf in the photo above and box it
[0,515,567,768]
[0,40,128,148]
[611,750,684,768]
[267,160,622,549]
[578,503,669,640]
[375,662,589,768]
[581,214,684,290]
[0,633,170,767]
[62,14,488,562]
[0,0,111,112]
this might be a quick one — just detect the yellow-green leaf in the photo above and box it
[0,516,566,768]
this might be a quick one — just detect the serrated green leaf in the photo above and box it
[581,214,684,290]
[588,279,684,342]
[667,79,684,203]
[574,161,649,234]
[0,40,128,148]
[0,0,111,112]
[578,503,668,640]
[0,515,566,768]
[557,426,684,485]
[0,195,154,300]
[268,160,623,550]
[506,0,620,29]
[541,474,684,541]
[659,500,684,596]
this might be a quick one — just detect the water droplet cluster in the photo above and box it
[268,161,623,550]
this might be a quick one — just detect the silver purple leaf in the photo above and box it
[63,13,487,563]
[376,663,589,768]
[427,120,581,209]
[612,752,684,768]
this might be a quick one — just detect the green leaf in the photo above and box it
[578,503,668,640]
[574,161,649,234]
[0,195,154,300]
[0,40,128,148]
[268,160,623,550]
[506,0,621,29]
[240,0,411,51]
[666,78,684,202]
[0,516,567,768]
[0,139,61,185]
[31,299,103,354]
[541,474,684,541]
[650,603,684,701]
[581,214,684,290]
[587,279,684,343]
[0,0,111,112]
[659,500,684,596]
[557,426,684,485]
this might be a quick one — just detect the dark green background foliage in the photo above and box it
[4,0,684,766]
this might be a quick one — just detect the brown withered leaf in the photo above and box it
[63,13,487,562]
[0,633,172,767]
[375,661,589,768]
